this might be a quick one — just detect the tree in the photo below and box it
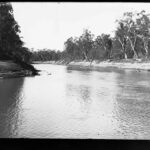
[77,29,94,61]
[136,10,150,58]
[94,36,103,49]
[92,35,104,60]
[119,12,140,59]
[0,2,38,75]
[0,2,24,60]
[64,37,77,61]
[115,22,128,59]
[101,34,113,59]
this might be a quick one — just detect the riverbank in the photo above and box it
[0,61,37,79]
[33,59,150,71]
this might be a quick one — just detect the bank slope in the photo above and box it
[0,61,38,78]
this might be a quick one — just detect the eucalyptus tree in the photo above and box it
[92,35,104,60]
[135,10,150,58]
[101,34,113,59]
[117,12,140,59]
[64,37,78,61]
[115,22,128,59]
[77,29,94,61]
[0,2,24,60]
[94,35,103,49]
[0,2,34,65]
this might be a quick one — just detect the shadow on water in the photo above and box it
[0,77,24,138]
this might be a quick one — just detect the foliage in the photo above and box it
[0,2,31,64]
[31,49,62,62]
[28,9,150,62]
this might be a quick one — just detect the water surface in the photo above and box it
[0,64,150,139]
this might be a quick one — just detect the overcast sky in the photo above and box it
[12,2,150,51]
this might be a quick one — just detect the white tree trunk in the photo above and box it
[83,51,88,61]
[128,37,138,59]
[118,38,128,59]
[143,39,149,58]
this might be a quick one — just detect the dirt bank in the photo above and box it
[0,61,37,79]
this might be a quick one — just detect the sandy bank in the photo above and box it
[69,60,150,71]
[33,59,150,71]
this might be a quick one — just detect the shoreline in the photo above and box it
[0,70,33,79]
[2,59,150,79]
[33,59,150,71]
[0,61,37,79]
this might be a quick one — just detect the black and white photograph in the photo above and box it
[1,2,150,146]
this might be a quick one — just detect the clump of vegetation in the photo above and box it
[31,49,62,62]
[0,2,38,75]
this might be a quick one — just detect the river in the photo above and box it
[0,64,150,139]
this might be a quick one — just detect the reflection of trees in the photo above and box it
[66,84,92,115]
[114,71,150,138]
[0,78,24,138]
[78,85,92,109]
[66,66,92,73]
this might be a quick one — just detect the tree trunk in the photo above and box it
[124,53,128,59]
[144,46,148,59]
[133,50,138,59]
[128,37,138,59]
[83,51,88,61]
[118,39,128,59]
[109,48,112,59]
[90,58,93,65]
[143,39,149,59]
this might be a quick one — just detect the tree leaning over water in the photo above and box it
[0,2,23,60]
[0,2,38,75]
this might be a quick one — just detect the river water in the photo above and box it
[0,64,150,139]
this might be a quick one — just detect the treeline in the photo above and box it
[31,10,150,62]
[31,49,62,61]
[63,10,150,61]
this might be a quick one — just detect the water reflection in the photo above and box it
[1,64,150,138]
[0,78,24,138]
[65,67,121,138]
[66,84,92,118]
[67,65,125,74]
[114,71,150,139]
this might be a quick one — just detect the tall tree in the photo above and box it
[115,22,128,59]
[136,10,150,58]
[0,2,24,60]
[64,37,77,61]
[0,2,38,75]
[118,12,139,59]
[77,29,94,61]
[101,34,112,59]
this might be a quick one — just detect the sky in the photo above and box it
[12,2,150,51]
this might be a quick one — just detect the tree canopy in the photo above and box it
[0,2,31,63]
